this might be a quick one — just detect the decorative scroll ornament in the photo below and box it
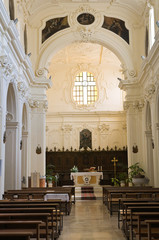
[144,84,156,100]
[69,4,102,42]
[43,100,48,110]
[123,101,131,111]
[62,124,72,133]
[36,68,49,77]
[78,26,93,42]
[29,99,40,108]
[128,69,136,78]
[6,112,13,121]
[98,124,109,134]
[17,82,27,97]
[0,55,13,77]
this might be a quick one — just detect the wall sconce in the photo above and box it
[156,21,159,28]
[14,18,18,24]
[132,143,138,153]
[36,144,42,154]
[3,131,6,143]
[20,140,22,150]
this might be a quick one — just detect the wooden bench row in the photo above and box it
[118,198,159,240]
[3,186,74,215]
[102,186,159,215]
[0,199,64,240]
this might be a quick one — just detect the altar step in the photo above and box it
[75,186,102,200]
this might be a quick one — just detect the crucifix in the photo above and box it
[111,157,118,178]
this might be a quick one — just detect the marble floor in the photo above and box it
[58,200,125,240]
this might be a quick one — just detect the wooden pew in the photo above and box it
[119,202,159,239]
[0,220,42,240]
[118,198,159,229]
[3,189,72,215]
[0,212,51,240]
[0,201,61,239]
[0,230,34,240]
[132,212,159,240]
[145,220,159,240]
[0,199,63,233]
[104,188,159,215]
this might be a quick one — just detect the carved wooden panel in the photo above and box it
[46,149,128,185]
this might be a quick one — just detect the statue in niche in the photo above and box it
[102,16,129,44]
[80,129,92,150]
[42,16,70,43]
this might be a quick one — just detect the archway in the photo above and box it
[145,102,154,185]
[5,83,18,190]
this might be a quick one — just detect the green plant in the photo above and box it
[118,172,128,181]
[111,177,120,186]
[128,162,145,181]
[46,164,56,182]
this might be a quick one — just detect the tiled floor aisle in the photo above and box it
[58,200,125,240]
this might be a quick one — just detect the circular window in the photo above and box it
[77,13,95,25]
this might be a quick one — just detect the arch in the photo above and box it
[5,82,18,191]
[6,83,17,121]
[37,29,135,80]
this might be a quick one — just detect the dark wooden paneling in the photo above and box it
[46,150,128,185]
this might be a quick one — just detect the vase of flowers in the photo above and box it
[70,165,78,172]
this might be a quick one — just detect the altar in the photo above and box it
[70,172,103,186]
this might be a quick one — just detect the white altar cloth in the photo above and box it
[44,193,69,202]
[70,172,103,186]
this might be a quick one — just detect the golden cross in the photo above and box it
[111,157,118,178]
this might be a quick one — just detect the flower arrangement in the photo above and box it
[70,165,78,172]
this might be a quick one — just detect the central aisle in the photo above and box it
[58,200,125,240]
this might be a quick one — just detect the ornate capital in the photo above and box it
[6,112,13,121]
[29,99,40,108]
[144,84,155,101]
[124,99,145,111]
[0,55,13,77]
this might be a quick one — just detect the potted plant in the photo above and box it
[128,162,149,186]
[118,172,128,187]
[111,177,120,187]
[46,164,56,187]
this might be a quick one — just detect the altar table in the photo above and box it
[70,172,103,186]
